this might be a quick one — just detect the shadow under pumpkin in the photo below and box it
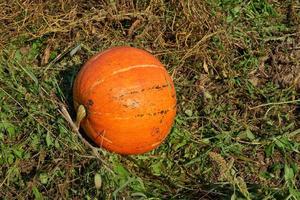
[57,61,99,147]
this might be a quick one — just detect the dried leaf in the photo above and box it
[42,46,51,65]
[70,44,81,57]
[249,76,259,86]
[128,19,141,37]
[94,173,102,189]
[203,59,209,73]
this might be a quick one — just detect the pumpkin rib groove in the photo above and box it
[111,64,164,75]
[76,48,117,98]
[81,64,166,100]
[89,105,176,119]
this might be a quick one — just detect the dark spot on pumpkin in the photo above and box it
[145,109,170,116]
[151,127,160,137]
[129,90,139,95]
[147,109,170,116]
[148,84,169,91]
[87,99,94,106]
[119,85,169,97]
[159,110,169,115]
[135,114,144,118]
[159,119,163,123]
[159,84,168,89]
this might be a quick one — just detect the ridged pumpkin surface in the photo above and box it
[73,46,176,155]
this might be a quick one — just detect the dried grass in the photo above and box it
[1,0,299,199]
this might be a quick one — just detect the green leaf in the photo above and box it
[246,129,255,141]
[54,139,60,149]
[201,138,210,144]
[289,187,300,199]
[114,164,129,179]
[284,164,294,182]
[7,153,15,165]
[291,162,298,174]
[226,15,233,23]
[274,138,287,150]
[28,40,42,60]
[175,117,186,126]
[151,161,163,176]
[13,148,24,158]
[14,50,22,62]
[17,62,39,85]
[173,139,187,150]
[134,177,146,191]
[32,186,44,200]
[58,124,68,135]
[279,137,293,151]
[204,91,213,99]
[184,109,193,117]
[239,129,255,141]
[259,171,273,179]
[0,121,16,138]
[265,143,274,157]
[232,6,241,15]
[50,51,58,60]
[46,132,53,147]
[39,173,48,184]
[31,135,40,149]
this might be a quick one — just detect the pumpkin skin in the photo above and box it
[73,46,176,155]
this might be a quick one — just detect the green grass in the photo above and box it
[0,0,299,199]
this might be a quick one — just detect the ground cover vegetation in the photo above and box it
[0,0,299,199]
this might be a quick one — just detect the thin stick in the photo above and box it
[43,44,73,74]
[59,104,113,173]
[249,99,300,110]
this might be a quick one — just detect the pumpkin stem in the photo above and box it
[75,104,86,130]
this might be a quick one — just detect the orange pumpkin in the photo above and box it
[73,46,176,155]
